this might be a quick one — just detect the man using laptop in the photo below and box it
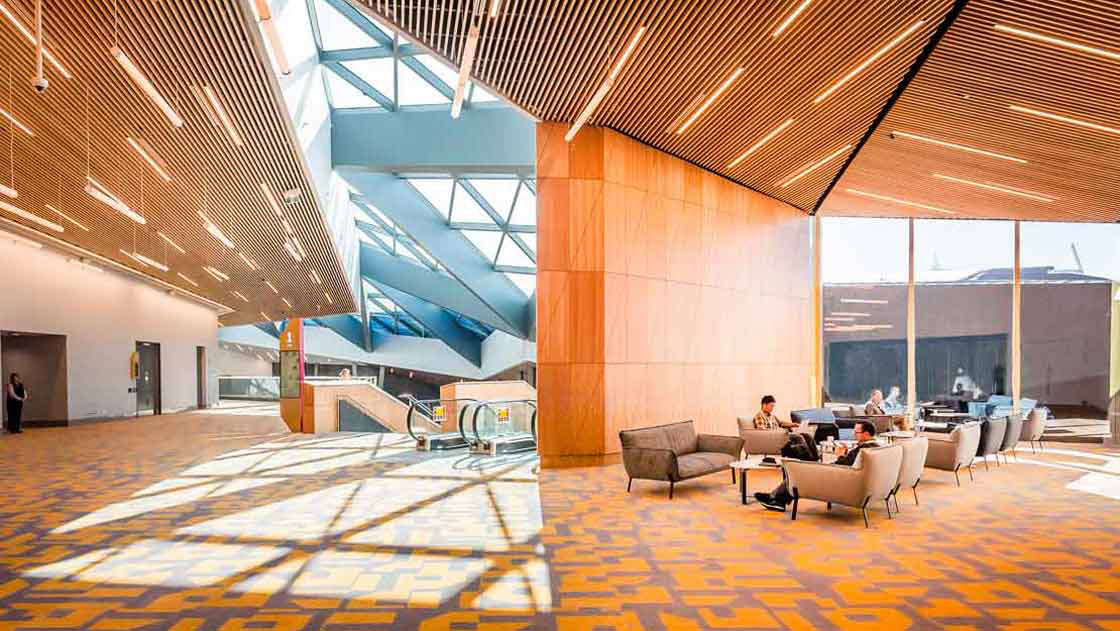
[753,395,817,462]
[754,419,881,512]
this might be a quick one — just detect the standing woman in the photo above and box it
[6,373,27,434]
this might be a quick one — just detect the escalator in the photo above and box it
[467,399,537,455]
[406,398,478,451]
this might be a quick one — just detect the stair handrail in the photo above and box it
[469,399,538,447]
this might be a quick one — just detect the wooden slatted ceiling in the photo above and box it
[821,0,1120,221]
[0,0,353,326]
[357,0,955,211]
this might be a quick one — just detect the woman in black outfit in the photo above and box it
[6,373,27,434]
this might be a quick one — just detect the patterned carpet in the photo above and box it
[0,411,1118,630]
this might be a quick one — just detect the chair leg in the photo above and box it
[731,467,736,484]
[627,478,632,493]
[1030,440,1037,454]
[913,484,919,506]
[861,497,871,528]
[790,497,799,521]
[885,498,893,519]
[984,456,990,471]
[669,480,675,499]
[826,501,831,510]
[954,464,961,487]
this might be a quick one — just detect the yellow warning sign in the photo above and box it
[497,407,510,423]
[434,405,445,419]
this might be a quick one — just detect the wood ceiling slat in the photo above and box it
[0,0,355,326]
[357,0,954,213]
[821,0,1120,222]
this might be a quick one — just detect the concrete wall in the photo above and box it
[0,239,220,421]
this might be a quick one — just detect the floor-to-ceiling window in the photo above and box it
[1020,222,1120,418]
[820,218,909,408]
[914,220,1013,408]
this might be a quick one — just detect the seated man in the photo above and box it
[753,395,818,463]
[754,420,881,512]
[864,389,886,416]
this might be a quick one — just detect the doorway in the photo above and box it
[196,346,207,409]
[0,331,69,427]
[136,341,161,416]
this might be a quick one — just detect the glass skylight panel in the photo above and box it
[506,272,536,297]
[470,83,500,103]
[407,178,453,219]
[341,58,395,101]
[398,62,450,105]
[461,230,503,262]
[496,239,535,268]
[453,183,496,223]
[508,185,536,225]
[314,0,379,50]
[519,232,537,255]
[469,179,519,218]
[415,54,459,90]
[324,69,379,108]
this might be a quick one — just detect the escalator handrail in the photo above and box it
[469,399,538,447]
[406,398,478,442]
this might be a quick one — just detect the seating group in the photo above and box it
[620,406,1045,527]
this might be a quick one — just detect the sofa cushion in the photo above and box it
[663,421,699,455]
[677,452,735,479]
[619,426,672,451]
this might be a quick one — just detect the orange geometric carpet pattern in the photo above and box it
[0,410,1118,630]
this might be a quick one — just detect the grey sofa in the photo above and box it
[998,415,1024,463]
[1020,408,1046,452]
[620,421,744,498]
[976,417,1008,470]
[736,417,788,460]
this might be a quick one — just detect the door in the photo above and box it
[196,346,207,409]
[136,341,161,416]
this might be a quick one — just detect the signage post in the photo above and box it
[279,318,306,433]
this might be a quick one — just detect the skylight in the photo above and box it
[313,0,379,50]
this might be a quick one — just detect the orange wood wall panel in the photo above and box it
[537,123,814,461]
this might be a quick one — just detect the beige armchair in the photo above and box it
[1020,408,1046,453]
[891,436,929,511]
[921,422,981,486]
[736,417,787,460]
[783,444,904,528]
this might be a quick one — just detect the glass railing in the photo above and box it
[468,399,537,448]
[405,398,477,441]
[218,376,280,400]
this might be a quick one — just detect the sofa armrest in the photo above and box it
[923,438,958,470]
[784,461,865,508]
[697,434,744,458]
[621,447,679,482]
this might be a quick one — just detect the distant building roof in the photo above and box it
[960,266,1112,283]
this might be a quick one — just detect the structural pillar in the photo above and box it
[811,215,823,407]
[906,219,916,422]
[1012,221,1022,416]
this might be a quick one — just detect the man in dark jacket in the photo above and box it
[754,420,881,512]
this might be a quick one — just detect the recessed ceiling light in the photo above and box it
[728,118,794,168]
[232,291,249,303]
[264,280,278,294]
[566,25,647,141]
[814,20,925,103]
[157,231,185,254]
[0,1,70,78]
[44,204,88,231]
[177,272,198,287]
[309,269,321,284]
[260,311,270,321]
[675,67,745,135]
[111,46,183,127]
[126,137,171,182]
[0,106,32,136]
[845,188,957,215]
[1010,104,1120,136]
[891,131,1027,163]
[773,0,814,37]
[132,252,169,272]
[199,86,243,146]
[282,297,292,309]
[85,177,145,225]
[933,173,1055,202]
[994,24,1120,63]
[1,200,64,232]
[203,266,229,282]
[779,144,851,188]
[197,210,235,248]
[260,182,283,217]
[324,291,333,305]
[238,252,259,270]
[488,0,502,18]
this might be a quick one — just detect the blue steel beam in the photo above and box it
[319,44,422,62]
[355,217,438,271]
[358,240,521,336]
[312,314,367,348]
[368,280,482,366]
[332,107,534,172]
[255,322,281,338]
[343,171,531,337]
[322,62,394,110]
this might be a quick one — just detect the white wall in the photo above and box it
[0,239,221,420]
[214,345,274,376]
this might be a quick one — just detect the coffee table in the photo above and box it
[729,459,771,505]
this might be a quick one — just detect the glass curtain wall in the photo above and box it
[1020,222,1120,418]
[820,218,909,410]
[914,220,1013,411]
